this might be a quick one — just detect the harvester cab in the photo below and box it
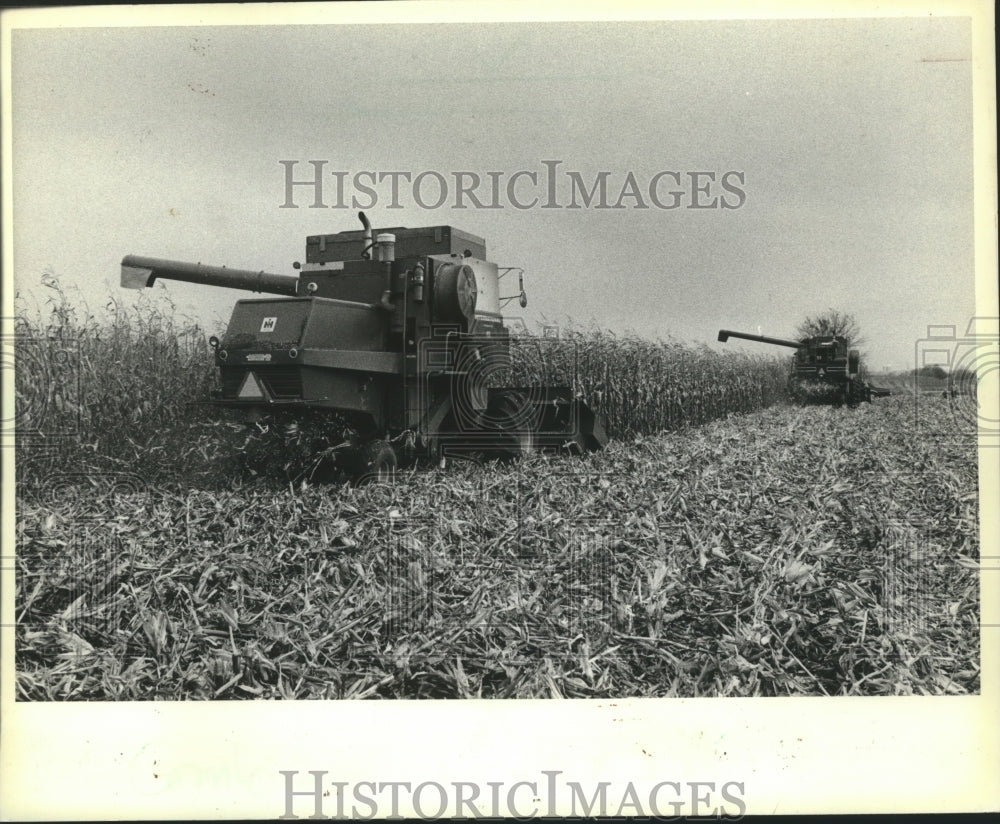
[717,328,877,405]
[122,212,607,480]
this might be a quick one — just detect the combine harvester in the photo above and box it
[717,329,891,406]
[122,212,607,481]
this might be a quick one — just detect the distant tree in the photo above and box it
[795,309,865,346]
[913,365,948,380]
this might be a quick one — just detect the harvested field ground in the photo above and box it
[15,395,980,699]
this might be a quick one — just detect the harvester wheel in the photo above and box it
[845,380,859,408]
[350,439,397,484]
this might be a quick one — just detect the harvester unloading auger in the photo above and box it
[122,212,607,481]
[717,329,890,406]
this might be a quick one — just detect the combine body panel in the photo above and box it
[122,213,607,480]
[717,328,886,406]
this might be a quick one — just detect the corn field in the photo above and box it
[11,281,980,699]
[507,329,788,437]
[13,279,220,488]
[13,280,790,488]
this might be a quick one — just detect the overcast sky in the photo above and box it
[7,11,982,370]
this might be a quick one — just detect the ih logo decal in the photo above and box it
[260,317,277,333]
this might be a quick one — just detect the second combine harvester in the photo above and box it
[717,328,888,406]
[122,212,607,481]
